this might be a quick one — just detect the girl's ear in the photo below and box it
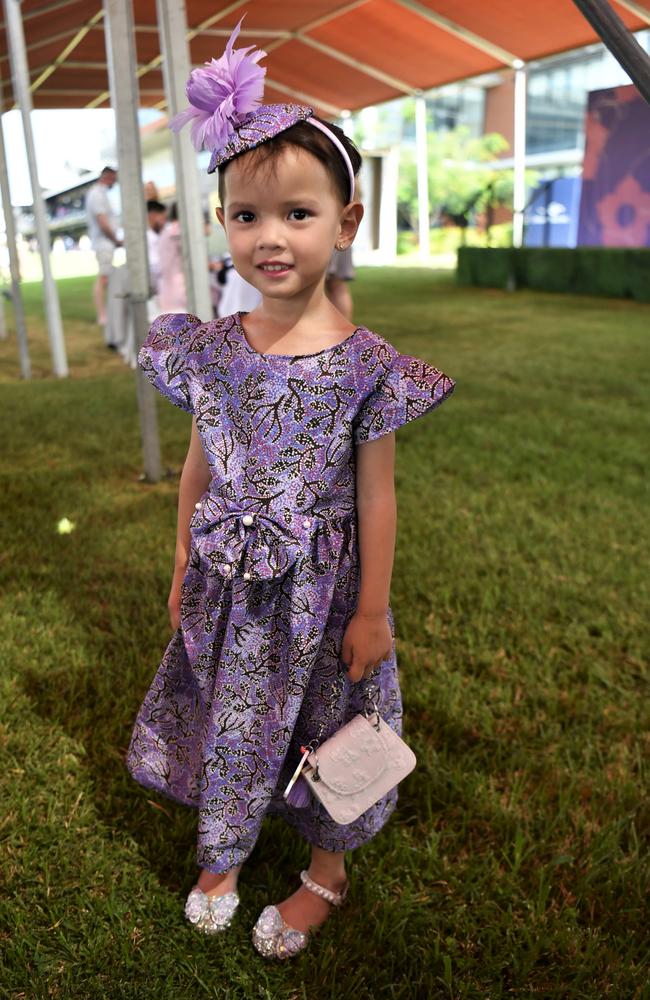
[216,206,225,228]
[338,200,364,246]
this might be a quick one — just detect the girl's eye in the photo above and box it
[289,208,312,221]
[233,211,255,223]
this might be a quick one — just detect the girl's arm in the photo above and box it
[168,418,212,630]
[341,433,396,682]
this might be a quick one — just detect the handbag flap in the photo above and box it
[306,714,392,796]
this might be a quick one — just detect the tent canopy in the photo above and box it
[0,0,648,116]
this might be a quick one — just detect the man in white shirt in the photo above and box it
[86,166,121,325]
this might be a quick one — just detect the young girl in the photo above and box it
[127,20,454,960]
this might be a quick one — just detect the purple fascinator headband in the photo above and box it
[169,17,356,200]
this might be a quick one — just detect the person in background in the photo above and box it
[85,166,121,326]
[325,245,354,320]
[204,210,226,317]
[158,205,224,315]
[216,252,262,318]
[158,203,186,313]
[325,177,360,321]
[146,199,168,298]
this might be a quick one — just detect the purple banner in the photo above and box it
[577,84,650,247]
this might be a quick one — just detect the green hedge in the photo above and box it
[457,247,650,302]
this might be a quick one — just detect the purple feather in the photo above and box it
[169,16,266,152]
[285,775,312,809]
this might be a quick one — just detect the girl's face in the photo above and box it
[216,146,361,304]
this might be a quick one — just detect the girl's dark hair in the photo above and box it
[218,118,361,206]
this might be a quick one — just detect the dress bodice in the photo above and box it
[138,310,455,583]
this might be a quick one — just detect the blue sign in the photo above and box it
[525,177,582,248]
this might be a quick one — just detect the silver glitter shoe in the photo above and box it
[185,885,240,934]
[251,869,348,959]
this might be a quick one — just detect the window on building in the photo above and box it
[526,30,650,154]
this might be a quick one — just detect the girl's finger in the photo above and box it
[348,657,364,682]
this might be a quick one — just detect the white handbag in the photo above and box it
[283,677,416,825]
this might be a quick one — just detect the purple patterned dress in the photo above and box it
[127,311,454,873]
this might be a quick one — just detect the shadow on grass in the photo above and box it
[3,270,650,997]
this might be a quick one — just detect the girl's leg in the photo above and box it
[276,846,348,932]
[197,864,242,896]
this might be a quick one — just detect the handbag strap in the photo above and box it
[309,663,382,751]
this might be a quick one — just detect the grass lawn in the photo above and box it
[1,271,648,999]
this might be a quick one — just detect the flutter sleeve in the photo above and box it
[353,350,455,444]
[137,312,202,413]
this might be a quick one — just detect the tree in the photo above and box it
[347,98,536,246]
[398,125,513,236]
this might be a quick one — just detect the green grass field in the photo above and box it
[1,272,648,999]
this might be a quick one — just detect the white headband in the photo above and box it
[306,118,356,202]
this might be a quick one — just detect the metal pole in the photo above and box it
[156,0,212,320]
[380,148,399,261]
[415,94,430,258]
[0,104,30,377]
[103,0,162,483]
[3,0,68,377]
[572,0,650,104]
[512,62,527,249]
[340,109,354,139]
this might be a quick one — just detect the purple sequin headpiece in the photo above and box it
[169,18,356,201]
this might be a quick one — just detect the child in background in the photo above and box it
[157,203,187,313]
[127,20,454,960]
[145,199,167,321]
[159,205,225,316]
[216,250,262,318]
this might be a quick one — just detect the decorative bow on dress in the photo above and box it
[191,507,303,581]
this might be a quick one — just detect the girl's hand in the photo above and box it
[341,612,393,683]
[168,566,186,632]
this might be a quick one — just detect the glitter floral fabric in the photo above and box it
[126,311,455,872]
[206,102,313,174]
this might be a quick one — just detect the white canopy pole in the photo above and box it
[512,61,527,249]
[0,101,30,377]
[415,93,430,258]
[3,0,68,377]
[103,0,162,483]
[156,0,212,321]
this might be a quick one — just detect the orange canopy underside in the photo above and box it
[0,0,647,115]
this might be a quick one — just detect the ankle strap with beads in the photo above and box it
[299,869,348,906]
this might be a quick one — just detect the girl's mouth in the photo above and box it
[257,263,294,275]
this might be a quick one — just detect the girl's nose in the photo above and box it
[257,225,284,251]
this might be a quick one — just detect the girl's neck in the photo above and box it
[250,288,355,338]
